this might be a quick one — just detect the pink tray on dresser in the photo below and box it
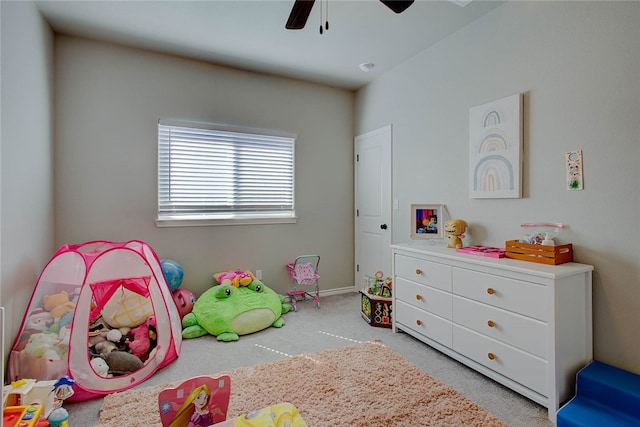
[456,246,506,258]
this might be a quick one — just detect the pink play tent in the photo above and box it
[7,240,182,401]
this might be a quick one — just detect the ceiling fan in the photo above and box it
[285,0,415,31]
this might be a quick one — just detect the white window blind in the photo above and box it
[158,120,295,224]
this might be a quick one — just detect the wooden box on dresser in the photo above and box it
[391,244,593,423]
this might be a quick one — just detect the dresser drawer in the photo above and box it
[394,254,451,292]
[396,277,452,320]
[452,296,547,358]
[453,268,547,321]
[453,325,547,396]
[395,300,452,347]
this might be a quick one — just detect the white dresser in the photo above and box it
[391,244,593,423]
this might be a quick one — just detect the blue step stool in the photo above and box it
[557,361,640,426]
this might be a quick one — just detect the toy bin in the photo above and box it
[360,289,392,328]
[505,240,573,265]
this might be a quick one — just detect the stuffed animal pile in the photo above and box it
[14,256,192,380]
[86,313,156,377]
[13,290,79,361]
[84,283,161,376]
[15,286,158,378]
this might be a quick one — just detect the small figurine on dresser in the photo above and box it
[445,219,467,249]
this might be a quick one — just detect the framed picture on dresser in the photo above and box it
[410,204,444,239]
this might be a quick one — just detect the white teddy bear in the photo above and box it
[24,332,62,360]
[90,357,111,377]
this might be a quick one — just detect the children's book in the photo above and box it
[158,375,231,427]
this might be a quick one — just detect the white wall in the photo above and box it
[0,1,55,364]
[54,37,355,297]
[355,1,640,373]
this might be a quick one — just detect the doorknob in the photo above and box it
[380,224,388,230]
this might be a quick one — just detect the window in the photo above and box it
[157,119,296,226]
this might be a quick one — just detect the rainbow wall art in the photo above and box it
[469,93,523,198]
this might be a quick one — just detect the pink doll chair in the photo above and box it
[286,255,320,311]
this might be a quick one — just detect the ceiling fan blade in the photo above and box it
[286,0,315,30]
[380,0,415,14]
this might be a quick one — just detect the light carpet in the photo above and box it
[98,340,506,427]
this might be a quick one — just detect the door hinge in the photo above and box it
[357,264,359,272]
[356,209,359,217]
[356,154,359,162]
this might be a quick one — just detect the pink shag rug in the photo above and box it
[98,340,506,427]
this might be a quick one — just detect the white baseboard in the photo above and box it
[319,286,358,296]
[284,285,357,303]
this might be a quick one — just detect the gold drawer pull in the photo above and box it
[416,319,423,326]
[415,269,422,275]
[487,320,496,328]
[415,294,423,301]
[487,352,496,360]
[487,287,496,295]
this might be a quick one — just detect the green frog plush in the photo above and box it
[181,280,292,341]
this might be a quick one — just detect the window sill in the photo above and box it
[155,214,298,228]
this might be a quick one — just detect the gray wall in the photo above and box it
[355,1,640,373]
[54,37,355,298]
[0,1,55,365]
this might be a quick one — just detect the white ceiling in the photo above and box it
[35,0,505,90]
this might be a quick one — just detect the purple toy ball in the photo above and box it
[161,259,184,292]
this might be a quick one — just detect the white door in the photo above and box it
[355,125,392,288]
